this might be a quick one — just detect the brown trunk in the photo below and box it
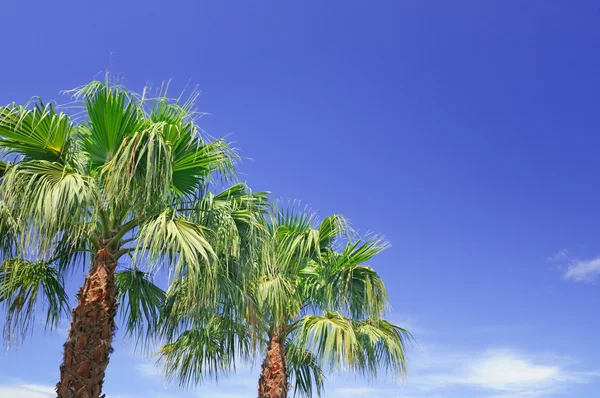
[56,248,118,398]
[258,331,288,398]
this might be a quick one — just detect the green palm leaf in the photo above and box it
[115,268,165,344]
[295,312,358,371]
[326,237,390,318]
[352,318,412,379]
[286,340,325,398]
[157,315,251,387]
[0,258,69,343]
[77,83,144,169]
[0,160,95,253]
[0,100,74,162]
[133,210,216,286]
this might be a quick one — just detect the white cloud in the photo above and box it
[136,363,162,378]
[333,387,378,397]
[404,347,597,397]
[563,256,600,282]
[0,383,54,398]
[548,249,569,262]
[463,350,559,390]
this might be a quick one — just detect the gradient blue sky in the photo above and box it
[1,1,600,397]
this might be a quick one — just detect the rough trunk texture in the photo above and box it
[56,248,118,398]
[258,331,288,398]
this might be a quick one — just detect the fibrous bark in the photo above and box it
[258,331,288,398]
[56,248,118,398]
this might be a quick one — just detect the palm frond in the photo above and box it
[172,138,238,197]
[0,100,74,162]
[292,314,412,381]
[286,340,325,398]
[77,82,144,169]
[294,312,357,371]
[338,237,389,267]
[0,198,18,259]
[115,268,165,346]
[100,123,173,211]
[157,315,252,387]
[352,318,412,379]
[146,86,201,125]
[0,258,69,343]
[256,272,299,327]
[190,184,269,265]
[0,160,96,254]
[133,210,216,292]
[317,214,350,252]
[326,237,390,318]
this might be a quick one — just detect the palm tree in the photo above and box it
[254,209,412,398]
[0,78,266,398]
[155,207,412,398]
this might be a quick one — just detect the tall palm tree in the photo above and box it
[254,209,412,398]
[0,78,266,398]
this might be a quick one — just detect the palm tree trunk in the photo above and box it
[56,247,118,398]
[258,330,288,398]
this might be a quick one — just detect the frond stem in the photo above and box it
[89,233,102,250]
[108,217,142,247]
[98,208,112,239]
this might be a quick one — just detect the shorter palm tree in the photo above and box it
[158,207,412,398]
[252,209,412,397]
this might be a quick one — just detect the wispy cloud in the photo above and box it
[461,349,559,391]
[563,256,600,282]
[546,249,600,283]
[0,383,55,398]
[136,363,162,378]
[548,249,569,262]
[402,346,598,397]
[332,387,378,397]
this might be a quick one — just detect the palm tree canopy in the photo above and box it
[0,78,268,353]
[159,205,413,397]
[256,207,412,397]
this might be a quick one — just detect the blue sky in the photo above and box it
[1,1,600,397]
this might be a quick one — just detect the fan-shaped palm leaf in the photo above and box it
[0,258,69,343]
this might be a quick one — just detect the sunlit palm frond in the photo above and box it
[159,273,254,343]
[191,183,268,264]
[327,263,387,319]
[157,315,252,388]
[133,210,216,293]
[1,160,96,254]
[100,123,173,211]
[257,272,300,327]
[172,138,238,196]
[317,214,350,252]
[143,87,238,196]
[292,313,412,382]
[352,318,412,379]
[77,82,144,170]
[0,100,74,162]
[286,340,325,398]
[0,198,18,259]
[115,268,165,346]
[0,258,69,343]
[326,237,390,318]
[294,312,358,371]
[275,206,314,234]
[337,237,389,267]
[147,87,201,126]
